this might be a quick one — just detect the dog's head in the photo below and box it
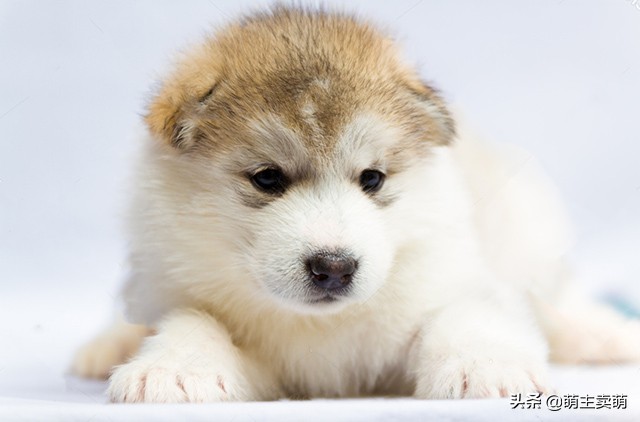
[145,7,455,314]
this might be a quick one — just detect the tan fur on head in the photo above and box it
[145,5,455,152]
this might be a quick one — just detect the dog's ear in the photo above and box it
[145,47,220,150]
[407,80,456,146]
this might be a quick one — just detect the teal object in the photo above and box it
[601,294,640,319]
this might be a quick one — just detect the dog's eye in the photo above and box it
[251,168,288,194]
[359,169,385,193]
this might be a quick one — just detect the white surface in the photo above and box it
[1,0,639,420]
[0,366,638,421]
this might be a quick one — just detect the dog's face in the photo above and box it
[146,8,454,314]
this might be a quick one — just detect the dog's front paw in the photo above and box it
[415,356,549,399]
[108,357,246,403]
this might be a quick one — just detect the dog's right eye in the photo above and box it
[359,169,385,193]
[250,168,288,194]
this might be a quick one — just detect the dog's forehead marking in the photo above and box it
[245,113,314,175]
[333,113,407,174]
[241,74,350,160]
[245,110,410,180]
[286,74,347,152]
[336,114,400,156]
[300,101,316,120]
[299,100,321,138]
[314,78,331,91]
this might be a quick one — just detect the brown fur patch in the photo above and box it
[145,6,455,157]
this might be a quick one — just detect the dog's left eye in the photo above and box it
[251,168,288,194]
[359,169,385,193]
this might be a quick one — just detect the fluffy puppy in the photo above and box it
[72,6,640,402]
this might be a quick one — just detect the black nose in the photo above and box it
[306,252,357,290]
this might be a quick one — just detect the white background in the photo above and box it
[1,0,639,411]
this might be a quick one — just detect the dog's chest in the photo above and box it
[260,314,418,397]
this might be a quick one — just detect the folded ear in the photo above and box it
[145,45,220,150]
[407,80,456,146]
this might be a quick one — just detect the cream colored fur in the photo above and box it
[72,7,640,402]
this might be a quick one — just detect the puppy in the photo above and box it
[72,6,640,402]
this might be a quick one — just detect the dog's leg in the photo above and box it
[71,315,151,379]
[107,308,280,403]
[410,289,550,399]
[535,291,640,364]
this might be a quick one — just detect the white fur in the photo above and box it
[75,113,639,402]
